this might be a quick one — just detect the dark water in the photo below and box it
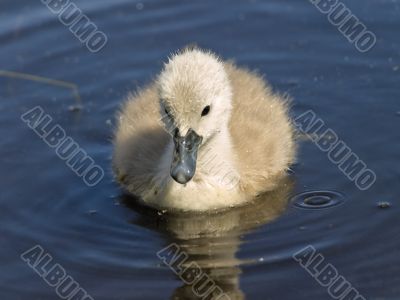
[1,0,399,299]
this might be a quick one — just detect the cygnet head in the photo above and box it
[157,48,232,184]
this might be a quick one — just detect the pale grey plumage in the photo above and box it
[113,48,296,211]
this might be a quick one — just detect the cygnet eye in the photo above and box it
[201,105,210,117]
[164,107,172,117]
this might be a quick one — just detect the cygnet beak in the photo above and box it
[170,128,202,184]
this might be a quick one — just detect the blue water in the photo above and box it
[1,0,399,299]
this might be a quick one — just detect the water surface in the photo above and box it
[1,0,399,299]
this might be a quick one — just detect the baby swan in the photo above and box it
[113,48,295,212]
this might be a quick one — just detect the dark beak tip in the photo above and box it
[171,172,192,184]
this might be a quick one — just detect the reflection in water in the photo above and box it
[122,178,293,299]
